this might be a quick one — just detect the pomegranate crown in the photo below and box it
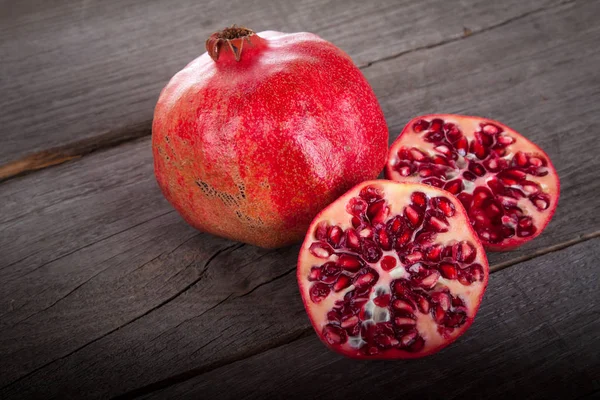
[205,25,256,62]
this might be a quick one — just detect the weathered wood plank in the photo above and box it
[139,238,600,400]
[1,0,599,398]
[0,0,563,171]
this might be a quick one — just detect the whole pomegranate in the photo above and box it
[386,115,560,250]
[152,26,388,248]
[297,180,489,359]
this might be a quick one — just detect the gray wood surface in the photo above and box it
[141,238,600,400]
[0,0,564,177]
[0,0,599,398]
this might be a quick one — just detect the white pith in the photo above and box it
[388,115,559,241]
[298,181,488,356]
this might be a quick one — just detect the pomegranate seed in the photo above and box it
[380,255,397,271]
[412,119,430,132]
[327,226,342,248]
[426,130,446,143]
[432,292,451,311]
[327,310,341,323]
[345,229,361,250]
[404,251,423,264]
[410,147,428,161]
[322,325,347,345]
[470,139,489,160]
[400,331,418,347]
[454,137,469,156]
[531,194,550,210]
[439,263,458,279]
[337,254,362,272]
[310,283,331,303]
[359,227,373,239]
[411,191,428,209]
[415,230,435,246]
[514,151,529,167]
[309,266,322,281]
[395,230,412,248]
[469,161,486,177]
[476,130,494,147]
[373,294,391,307]
[521,181,541,195]
[419,270,440,289]
[462,171,476,181]
[434,145,452,156]
[340,315,359,329]
[354,268,379,287]
[429,118,444,132]
[529,156,545,167]
[497,134,515,145]
[377,229,392,251]
[359,185,384,203]
[404,205,423,227]
[432,197,456,217]
[445,311,467,328]
[321,262,342,283]
[393,299,415,312]
[396,162,414,177]
[498,168,527,185]
[432,155,450,166]
[446,125,462,142]
[419,168,434,178]
[457,241,476,263]
[423,177,444,188]
[368,201,389,225]
[452,296,465,308]
[347,197,368,217]
[309,242,333,259]
[482,123,500,135]
[427,215,449,232]
[484,157,500,172]
[432,305,446,323]
[315,221,329,240]
[498,195,518,208]
[333,275,352,292]
[361,240,383,263]
[408,336,425,352]
[469,264,484,282]
[425,244,443,261]
[472,187,493,208]
[444,179,464,195]
[395,317,417,326]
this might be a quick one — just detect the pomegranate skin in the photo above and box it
[152,29,388,248]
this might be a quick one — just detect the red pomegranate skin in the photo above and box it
[153,29,388,248]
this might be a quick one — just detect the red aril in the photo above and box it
[386,115,560,250]
[153,26,388,248]
[297,181,489,359]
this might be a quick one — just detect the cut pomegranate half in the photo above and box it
[297,181,489,359]
[385,115,560,250]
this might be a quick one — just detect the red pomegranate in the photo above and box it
[386,115,560,250]
[297,180,489,359]
[152,26,388,248]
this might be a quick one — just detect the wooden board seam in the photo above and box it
[0,0,576,183]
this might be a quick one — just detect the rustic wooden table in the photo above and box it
[1,0,599,399]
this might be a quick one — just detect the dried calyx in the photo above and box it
[205,25,256,61]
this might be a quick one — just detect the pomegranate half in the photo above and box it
[386,115,560,250]
[297,180,489,359]
[152,26,388,248]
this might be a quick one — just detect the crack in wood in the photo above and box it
[111,328,314,400]
[0,242,243,392]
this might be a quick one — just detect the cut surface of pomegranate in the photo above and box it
[385,115,559,250]
[297,181,489,359]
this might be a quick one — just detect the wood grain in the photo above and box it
[140,238,600,400]
[1,0,599,398]
[0,0,564,173]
